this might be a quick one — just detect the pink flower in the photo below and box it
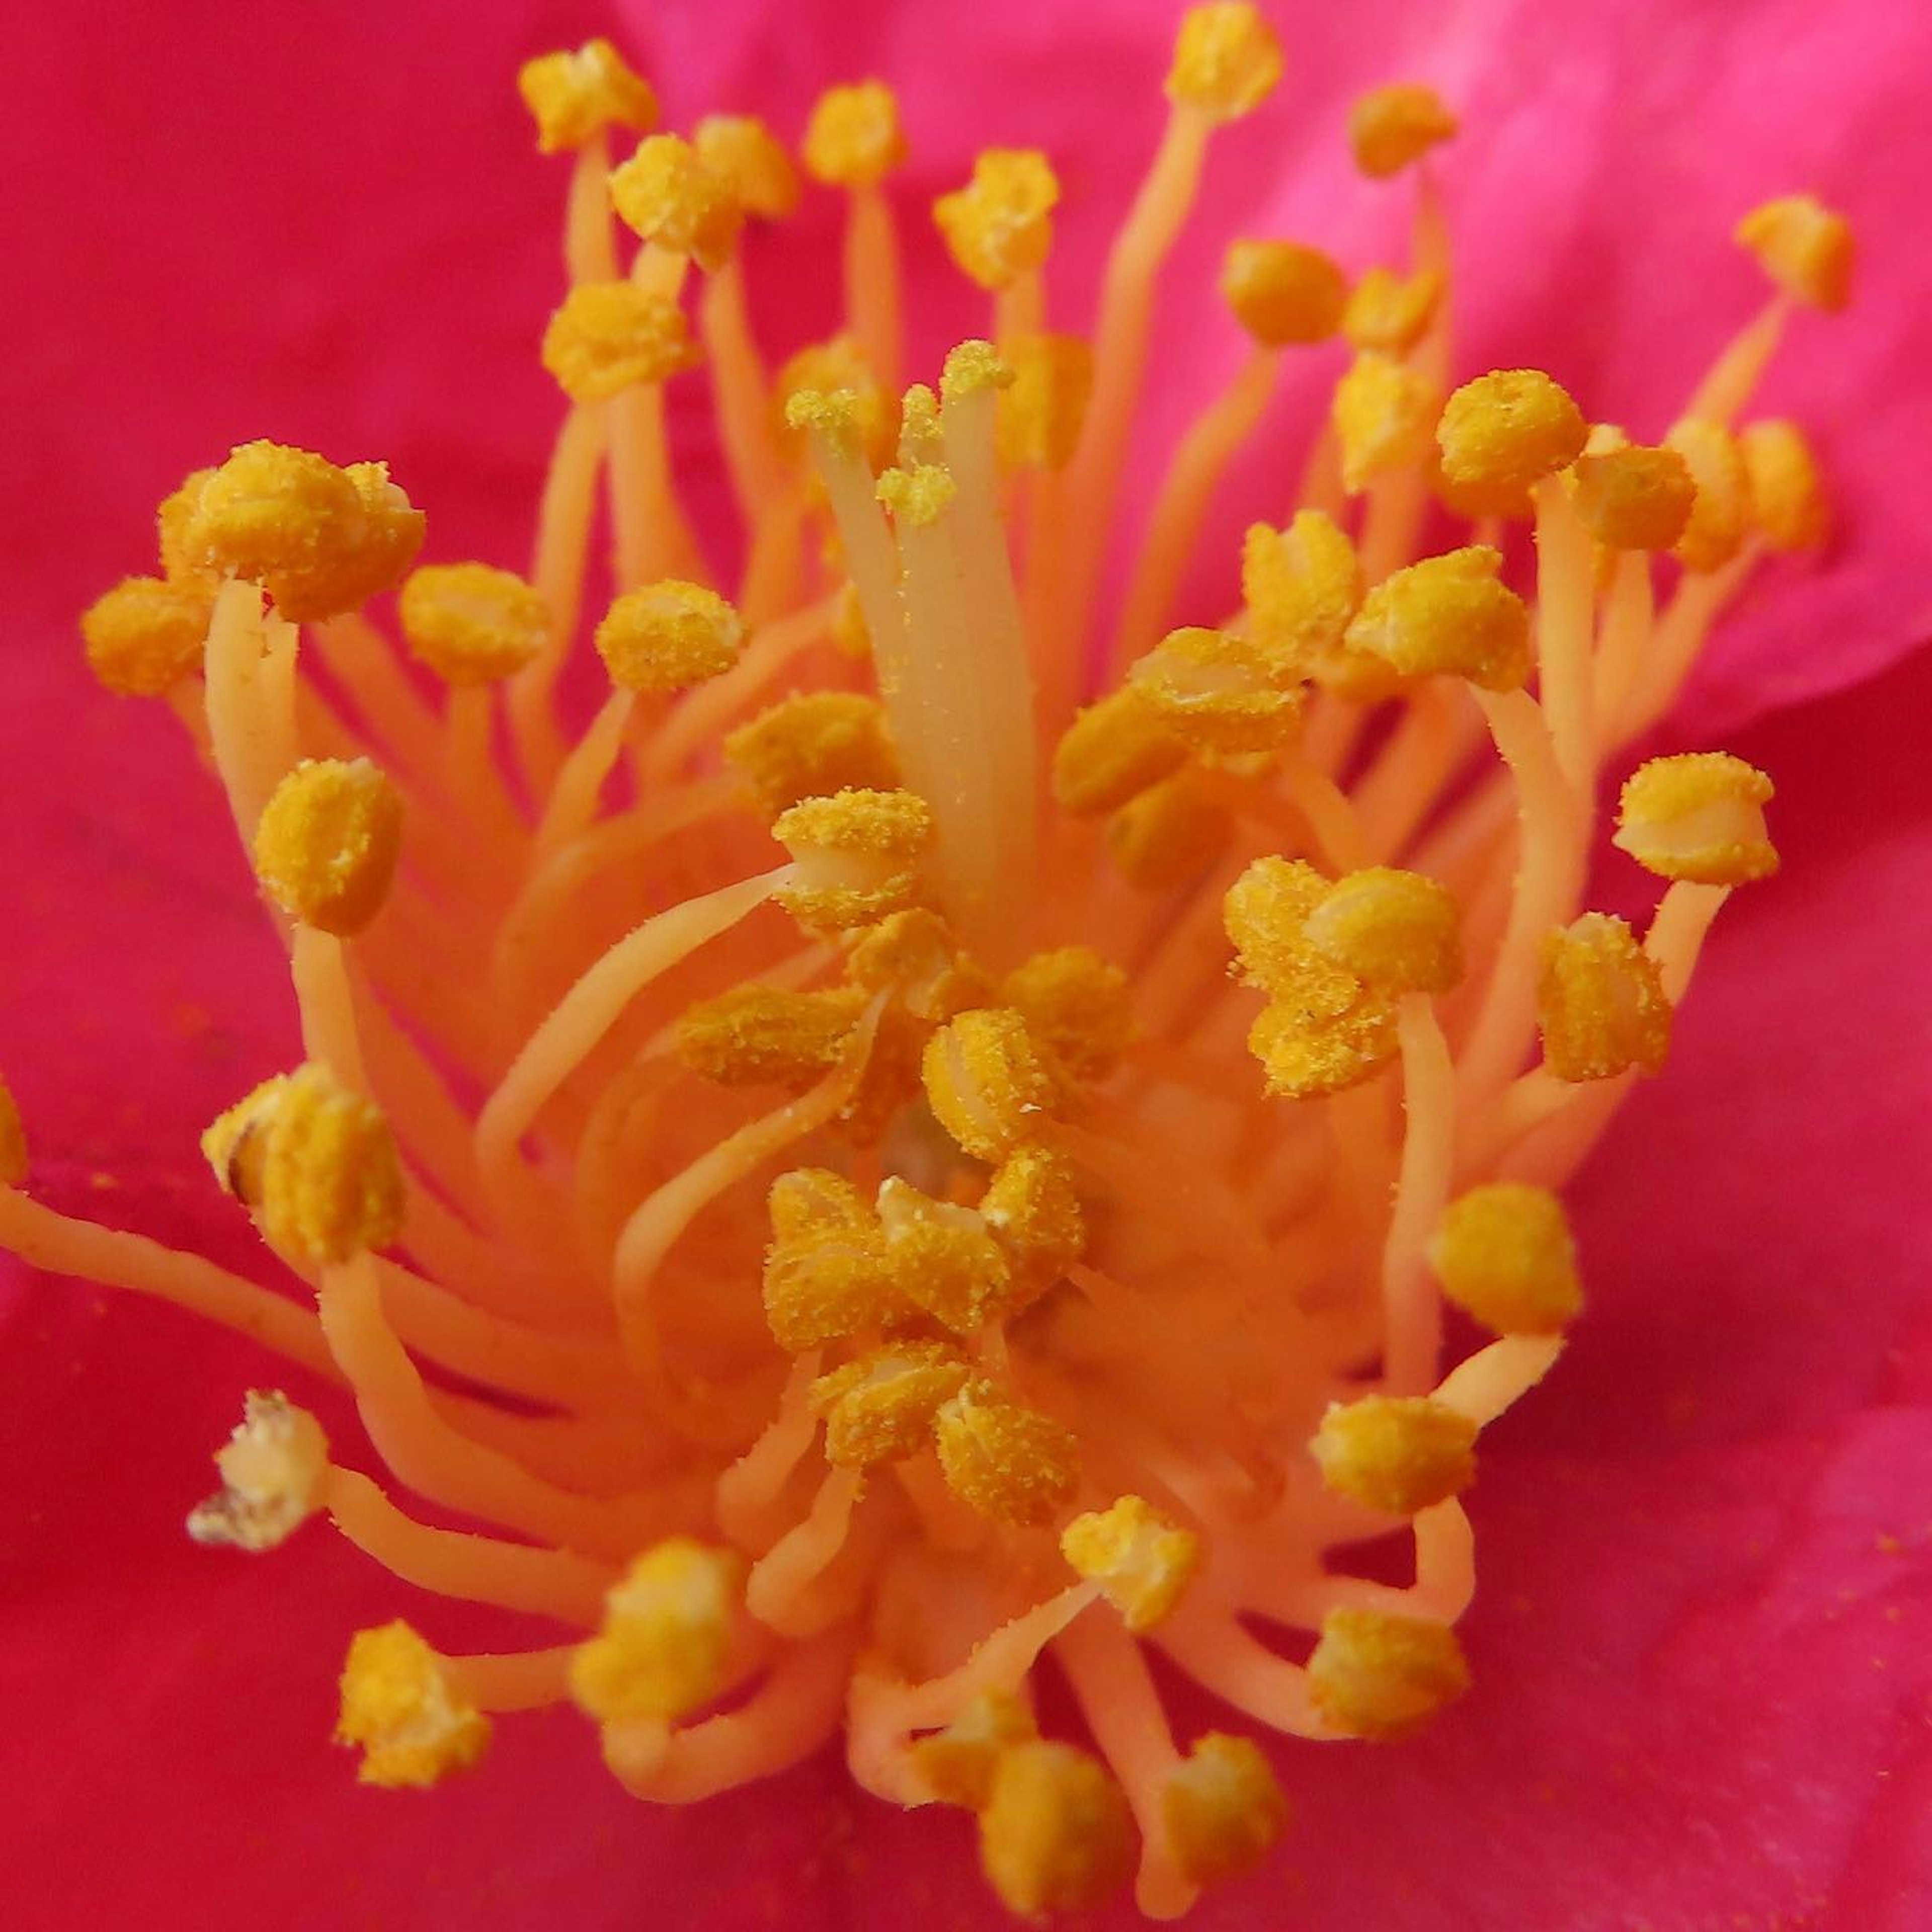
[4,2,1930,1927]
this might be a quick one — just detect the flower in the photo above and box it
[6,4,1932,1929]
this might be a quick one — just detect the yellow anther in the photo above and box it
[1162,1734,1291,1887]
[541,282,700,402]
[1247,995,1398,1100]
[569,1538,742,1724]
[845,909,991,1022]
[1613,752,1778,886]
[186,1390,330,1552]
[595,579,744,693]
[1221,239,1348,347]
[897,384,942,465]
[1332,353,1442,494]
[1241,512,1364,676]
[1224,855,1332,991]
[694,114,800,221]
[801,80,907,189]
[201,1064,405,1264]
[773,787,933,930]
[1302,867,1464,995]
[1001,947,1134,1083]
[517,38,658,154]
[1342,266,1444,356]
[337,1622,491,1789]
[935,1383,1080,1527]
[762,1168,904,1351]
[981,1741,1135,1919]
[1665,419,1752,574]
[996,333,1093,472]
[1344,546,1531,692]
[876,462,958,529]
[1429,1183,1583,1336]
[253,757,403,938]
[910,1691,1037,1810]
[1739,420,1829,551]
[1166,4,1284,125]
[980,1145,1086,1294]
[934,150,1060,291]
[1307,1608,1469,1739]
[396,561,550,686]
[183,441,425,622]
[1538,912,1673,1082]
[609,133,744,270]
[922,1008,1059,1162]
[939,339,1015,407]
[784,385,872,464]
[79,576,213,697]
[676,985,863,1088]
[775,337,893,465]
[1060,1494,1200,1632]
[1107,772,1233,892]
[1129,624,1306,755]
[811,1338,972,1469]
[0,1075,26,1188]
[1051,687,1189,818]
[876,1175,1013,1334]
[1436,369,1588,492]
[157,467,218,585]
[1570,443,1697,552]
[1349,82,1458,179]
[1736,193,1855,311]
[725,691,900,821]
[1312,1395,1477,1515]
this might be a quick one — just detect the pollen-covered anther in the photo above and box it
[1224,855,1339,992]
[763,1168,905,1351]
[186,1390,330,1552]
[1166,4,1284,124]
[1307,1608,1469,1740]
[399,562,551,686]
[810,1338,971,1468]
[922,1007,1060,1162]
[876,462,958,529]
[1242,511,1365,676]
[934,1384,1080,1528]
[910,1691,1037,1810]
[1162,1734,1291,1887]
[676,985,864,1088]
[337,1622,491,1789]
[1001,947,1134,1083]
[517,38,658,154]
[1665,419,1752,574]
[801,80,907,189]
[157,467,218,585]
[1343,545,1532,692]
[996,333,1094,472]
[79,577,215,697]
[595,579,744,693]
[876,1176,1013,1335]
[980,1740,1135,1918]
[1569,443,1697,552]
[1303,867,1464,995]
[1736,193,1855,311]
[1247,996,1398,1101]
[1129,625,1306,755]
[542,282,701,402]
[1221,239,1348,347]
[1332,353,1443,494]
[1739,420,1829,551]
[1350,82,1458,178]
[609,132,744,270]
[980,1145,1086,1295]
[1342,266,1444,356]
[934,150,1060,291]
[845,908,991,1021]
[694,115,800,222]
[773,787,933,930]
[253,757,404,937]
[775,338,893,463]
[1107,773,1233,892]
[1312,1395,1477,1515]
[724,691,900,821]
[0,1075,27,1189]
[1613,752,1778,885]
[1538,913,1673,1082]
[1436,369,1588,491]
[939,340,1015,406]
[1051,687,1189,818]
[1430,1183,1583,1336]
[1060,1494,1200,1632]
[569,1538,743,1724]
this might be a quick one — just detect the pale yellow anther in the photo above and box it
[725,691,900,821]
[1162,1734,1291,1887]
[1107,772,1233,892]
[939,339,1015,406]
[1223,855,1336,992]
[676,985,863,1089]
[845,909,991,1022]
[1349,82,1458,179]
[517,39,658,154]
[609,133,744,271]
[186,1390,330,1552]
[1130,625,1307,755]
[876,462,958,529]
[1343,267,1445,356]
[1060,1494,1200,1632]
[1436,369,1588,492]
[542,282,700,402]
[773,787,933,930]
[996,333,1093,473]
[980,1145,1086,1295]
[694,114,800,221]
[337,1622,491,1789]
[1001,947,1134,1084]
[1246,995,1399,1101]
[569,1539,743,1725]
[157,467,218,585]
[1736,193,1855,311]
[922,1008,1059,1162]
[80,577,214,697]
[1332,353,1443,494]
[0,1075,26,1189]
[910,1691,1037,1810]
[1429,1183,1583,1335]
[201,1064,405,1264]
[1538,912,1673,1082]
[763,1168,906,1351]
[935,150,1060,291]
[876,1176,1013,1335]
[1665,419,1752,574]
[253,757,403,938]
[981,1741,1135,1918]
[775,337,893,465]
[802,80,907,189]
[896,384,942,465]
[1166,4,1284,125]
[1303,867,1464,995]
[935,1384,1080,1531]
[595,579,744,693]
[1307,1608,1469,1739]
[1570,443,1697,552]
[1242,512,1365,678]
[810,1339,971,1469]
[1221,239,1348,347]
[784,385,871,463]
[397,561,550,687]
[1613,752,1778,886]
[1739,420,1829,551]
[1343,546,1531,692]
[1312,1395,1477,1515]
[1052,687,1189,819]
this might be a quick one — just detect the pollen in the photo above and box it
[595,580,744,692]
[876,1175,1013,1334]
[1312,1395,1477,1515]
[996,333,1093,472]
[186,1390,330,1552]
[337,1622,491,1788]
[1060,1494,1201,1632]
[1436,369,1588,491]
[1247,995,1398,1100]
[723,692,901,820]
[1307,1608,1469,1739]
[934,150,1060,291]
[79,577,214,697]
[569,1538,742,1724]
[939,339,1015,405]
[694,115,800,222]
[253,757,404,937]
[399,562,551,685]
[156,467,218,585]
[921,1008,1059,1162]
[1539,913,1673,1082]
[1349,82,1458,179]
[801,81,907,189]
[1332,352,1442,494]
[541,282,700,402]
[1051,687,1189,818]
[1303,867,1464,995]
[517,39,658,154]
[1344,546,1532,691]
[1342,266,1444,355]
[1242,511,1364,674]
[845,909,991,1022]
[876,462,958,529]
[1221,239,1348,346]
[1570,442,1697,552]
[1736,193,1855,311]
[609,133,744,271]
[1162,1734,1291,1886]
[762,1169,901,1351]
[1739,420,1830,551]
[1613,752,1779,886]
[810,1338,971,1468]
[1665,419,1752,574]
[1430,1184,1584,1336]
[1000,947,1133,1082]
[1130,624,1306,755]
[980,1145,1086,1291]
[910,1691,1037,1810]
[934,1384,1080,1527]
[773,787,933,929]
[676,985,862,1088]
[1166,4,1284,125]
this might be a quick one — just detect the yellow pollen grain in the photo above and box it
[80,576,214,697]
[996,333,1094,472]
[980,1144,1086,1294]
[569,1538,742,1724]
[1665,419,1752,574]
[762,1168,905,1351]
[802,80,907,189]
[1162,1734,1291,1887]
[934,150,1060,292]
[694,114,800,221]
[253,757,404,937]
[157,467,219,586]
[1307,1608,1470,1739]
[1350,82,1459,179]
[1739,420,1829,551]
[773,787,934,931]
[1303,867,1464,995]
[518,38,658,154]
[1220,238,1348,346]
[938,339,1015,406]
[609,132,744,271]
[1130,625,1306,756]
[1242,511,1365,677]
[1060,1494,1201,1632]
[876,462,958,529]
[676,985,863,1088]
[1052,686,1190,818]
[1001,947,1134,1082]
[1107,772,1233,891]
[876,1175,1013,1335]
[1613,752,1778,886]
[1332,353,1443,494]
[921,1007,1059,1162]
[775,338,893,464]
[337,1622,491,1788]
[911,1691,1037,1811]
[186,1389,330,1553]
[1247,995,1399,1100]
[1344,546,1531,691]
[935,1383,1080,1527]
[398,561,550,686]
[1736,193,1855,311]
[1570,443,1697,552]
[542,282,701,402]
[595,579,744,693]
[1312,1395,1477,1515]
[810,1339,971,1469]
[1436,369,1588,491]
[1430,1183,1583,1336]
[1538,913,1673,1082]
[1166,4,1284,125]
[1343,266,1444,356]
[725,691,901,820]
